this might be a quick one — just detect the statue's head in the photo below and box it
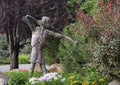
[39,16,51,28]
[22,15,51,30]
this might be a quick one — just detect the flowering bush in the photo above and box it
[76,0,120,80]
[69,74,107,85]
[29,72,108,85]
[7,71,108,85]
[29,72,66,85]
[92,1,120,80]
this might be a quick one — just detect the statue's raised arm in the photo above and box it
[47,30,78,46]
[22,15,39,32]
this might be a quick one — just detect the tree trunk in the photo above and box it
[10,45,19,70]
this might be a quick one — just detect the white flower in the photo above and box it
[54,77,58,80]
[57,75,62,78]
[61,78,66,82]
[29,77,38,84]
[31,81,36,85]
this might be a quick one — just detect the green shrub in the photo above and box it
[93,28,120,80]
[58,23,89,72]
[43,37,60,65]
[6,70,108,85]
[8,71,29,85]
[0,35,9,58]
[20,44,31,54]
[0,57,10,65]
[69,70,108,85]
[91,2,120,80]
[19,54,30,64]
[68,0,99,15]
[7,71,42,85]
[0,54,30,65]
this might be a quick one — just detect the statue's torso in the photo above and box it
[31,26,48,48]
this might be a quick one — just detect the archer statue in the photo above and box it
[22,15,78,77]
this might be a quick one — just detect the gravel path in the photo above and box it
[0,64,49,72]
[0,64,31,72]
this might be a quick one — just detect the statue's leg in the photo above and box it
[30,63,36,77]
[42,64,47,75]
[40,52,47,75]
[39,63,46,75]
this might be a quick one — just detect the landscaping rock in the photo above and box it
[108,80,120,85]
[0,72,8,85]
[48,63,63,73]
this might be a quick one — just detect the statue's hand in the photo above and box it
[73,41,78,47]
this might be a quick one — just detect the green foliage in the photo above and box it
[93,28,120,80]
[58,23,89,72]
[67,0,85,12]
[69,69,108,85]
[68,0,99,15]
[0,54,30,64]
[7,71,42,85]
[75,0,120,80]
[0,35,9,58]
[20,44,31,54]
[7,71,29,85]
[19,54,30,64]
[0,57,10,65]
[43,37,60,65]
[80,0,99,15]
[6,71,108,85]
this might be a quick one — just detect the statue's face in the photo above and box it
[41,16,51,28]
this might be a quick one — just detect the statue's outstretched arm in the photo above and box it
[22,15,39,32]
[48,30,78,46]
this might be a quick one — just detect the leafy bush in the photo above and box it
[69,71,108,85]
[19,54,30,64]
[28,71,108,85]
[68,0,99,15]
[0,54,30,64]
[43,37,60,65]
[0,35,9,58]
[7,71,42,85]
[0,57,10,65]
[20,44,31,54]
[7,71,29,85]
[93,28,120,80]
[92,2,120,80]
[77,0,120,80]
[58,23,89,72]
[6,70,108,85]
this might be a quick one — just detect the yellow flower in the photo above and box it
[80,81,82,83]
[70,80,73,83]
[70,80,78,85]
[99,78,104,82]
[82,81,89,85]
[69,76,75,80]
[92,82,96,85]
[72,80,78,84]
